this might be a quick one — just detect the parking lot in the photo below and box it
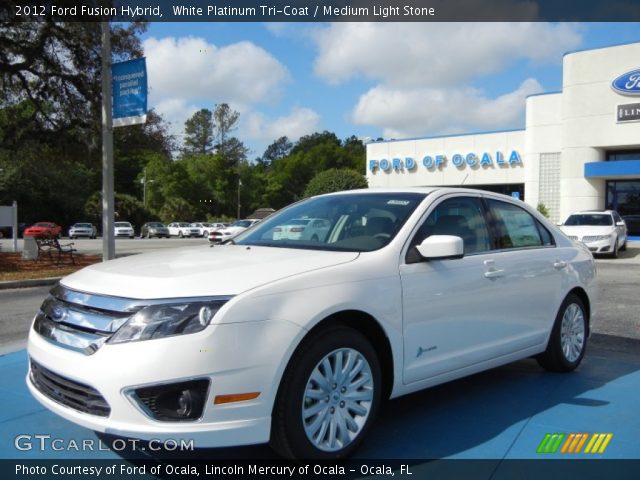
[0,241,638,470]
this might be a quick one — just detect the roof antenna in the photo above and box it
[461,174,469,186]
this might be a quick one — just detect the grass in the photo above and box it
[0,252,102,282]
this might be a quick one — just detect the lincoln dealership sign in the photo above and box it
[369,150,522,173]
[617,103,640,123]
[611,68,640,96]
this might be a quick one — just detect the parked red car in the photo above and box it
[23,222,62,239]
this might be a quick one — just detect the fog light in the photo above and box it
[133,379,209,421]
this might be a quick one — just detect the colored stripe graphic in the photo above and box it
[561,433,588,453]
[585,433,613,454]
[537,433,566,453]
[540,433,613,454]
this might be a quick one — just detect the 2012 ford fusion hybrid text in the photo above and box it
[27,188,597,458]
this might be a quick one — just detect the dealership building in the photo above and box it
[366,41,640,234]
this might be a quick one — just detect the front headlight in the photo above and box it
[593,234,612,241]
[109,300,228,344]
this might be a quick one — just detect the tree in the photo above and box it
[0,20,146,146]
[304,169,368,197]
[537,202,551,218]
[183,108,214,155]
[259,136,292,166]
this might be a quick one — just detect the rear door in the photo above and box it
[483,197,564,347]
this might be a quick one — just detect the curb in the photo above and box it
[0,277,61,290]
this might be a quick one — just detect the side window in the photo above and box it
[487,199,545,249]
[411,196,491,254]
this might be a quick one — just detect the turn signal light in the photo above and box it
[214,392,260,404]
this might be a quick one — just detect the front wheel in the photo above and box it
[537,294,587,372]
[271,325,381,459]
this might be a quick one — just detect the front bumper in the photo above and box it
[582,238,614,254]
[27,318,303,448]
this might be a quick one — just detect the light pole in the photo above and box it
[141,167,155,208]
[237,177,242,220]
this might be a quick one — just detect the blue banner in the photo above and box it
[112,58,147,127]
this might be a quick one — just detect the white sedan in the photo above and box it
[560,210,627,257]
[26,188,596,459]
[208,219,260,244]
[272,218,331,242]
[167,222,200,238]
[113,222,134,239]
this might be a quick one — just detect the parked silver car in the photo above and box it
[68,223,97,239]
[140,222,170,239]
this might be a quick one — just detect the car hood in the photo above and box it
[560,225,614,237]
[61,245,359,299]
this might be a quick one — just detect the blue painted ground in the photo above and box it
[1,339,639,462]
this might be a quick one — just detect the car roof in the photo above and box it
[314,187,528,202]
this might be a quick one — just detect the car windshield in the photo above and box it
[115,222,131,227]
[565,214,613,226]
[34,223,52,227]
[74,223,92,228]
[234,192,426,252]
[148,223,164,227]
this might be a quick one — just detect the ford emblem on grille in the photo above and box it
[51,305,67,323]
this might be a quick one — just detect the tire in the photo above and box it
[537,294,588,372]
[620,239,627,252]
[203,231,209,237]
[129,236,134,239]
[270,325,381,459]
[178,231,184,238]
[610,237,619,258]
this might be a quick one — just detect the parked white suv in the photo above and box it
[560,210,627,257]
[27,188,596,459]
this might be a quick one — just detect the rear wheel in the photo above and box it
[537,294,587,372]
[620,238,627,252]
[178,231,184,238]
[271,325,381,459]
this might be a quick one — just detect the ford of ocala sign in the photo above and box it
[611,69,640,96]
[369,151,521,173]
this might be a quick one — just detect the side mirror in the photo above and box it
[416,235,464,261]
[616,221,626,227]
[556,222,563,226]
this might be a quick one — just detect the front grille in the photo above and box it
[581,236,605,243]
[30,359,111,417]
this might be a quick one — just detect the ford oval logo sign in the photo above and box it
[611,69,640,96]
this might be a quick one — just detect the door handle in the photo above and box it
[484,269,505,279]
[553,261,567,270]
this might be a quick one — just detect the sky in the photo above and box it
[140,22,640,159]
